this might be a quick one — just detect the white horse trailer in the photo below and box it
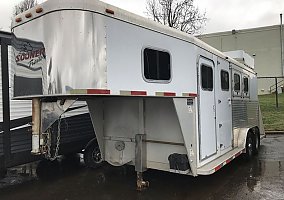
[11,0,265,189]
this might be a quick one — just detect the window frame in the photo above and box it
[243,75,250,98]
[234,73,241,91]
[201,64,214,91]
[233,72,241,97]
[142,46,172,83]
[220,70,230,91]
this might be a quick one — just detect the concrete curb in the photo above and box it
[265,131,284,134]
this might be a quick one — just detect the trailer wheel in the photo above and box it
[245,132,254,160]
[84,140,103,169]
[253,132,260,155]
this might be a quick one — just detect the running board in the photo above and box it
[197,148,245,175]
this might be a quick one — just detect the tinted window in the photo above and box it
[244,77,249,92]
[201,65,213,91]
[234,73,240,91]
[221,70,229,91]
[143,48,171,81]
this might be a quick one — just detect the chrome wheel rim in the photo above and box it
[91,147,102,163]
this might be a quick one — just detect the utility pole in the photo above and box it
[281,14,284,76]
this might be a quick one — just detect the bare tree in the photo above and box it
[146,0,206,34]
[13,0,38,16]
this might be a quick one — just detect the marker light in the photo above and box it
[105,8,114,15]
[25,13,32,18]
[36,7,43,13]
[15,17,22,23]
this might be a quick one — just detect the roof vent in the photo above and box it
[224,50,255,69]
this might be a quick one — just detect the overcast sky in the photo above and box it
[0,0,283,34]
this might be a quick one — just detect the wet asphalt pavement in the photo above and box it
[0,134,283,200]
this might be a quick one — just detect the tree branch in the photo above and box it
[146,0,206,34]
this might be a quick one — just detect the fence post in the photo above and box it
[1,38,11,166]
[275,77,279,108]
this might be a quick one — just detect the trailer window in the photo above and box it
[234,73,240,91]
[201,65,213,91]
[143,48,171,81]
[244,77,249,93]
[221,70,229,91]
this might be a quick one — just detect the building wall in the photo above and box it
[199,25,283,94]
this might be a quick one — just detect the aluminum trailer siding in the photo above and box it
[0,31,95,172]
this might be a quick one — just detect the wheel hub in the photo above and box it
[92,148,102,163]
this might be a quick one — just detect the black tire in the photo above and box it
[0,169,7,179]
[36,159,60,180]
[84,141,103,169]
[253,132,260,155]
[245,132,254,160]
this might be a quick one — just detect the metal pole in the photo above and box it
[275,77,279,108]
[281,14,284,76]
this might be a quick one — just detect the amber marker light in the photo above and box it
[15,17,22,23]
[105,8,114,15]
[36,7,43,13]
[25,13,32,18]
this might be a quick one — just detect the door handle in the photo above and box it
[228,98,231,105]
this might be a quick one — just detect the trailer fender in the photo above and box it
[235,128,251,149]
[84,137,98,151]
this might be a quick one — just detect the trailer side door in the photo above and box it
[216,58,232,153]
[198,57,217,160]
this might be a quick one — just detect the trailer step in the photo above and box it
[197,148,245,175]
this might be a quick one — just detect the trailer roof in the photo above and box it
[11,0,254,73]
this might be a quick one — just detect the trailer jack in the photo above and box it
[136,172,149,191]
[135,134,149,190]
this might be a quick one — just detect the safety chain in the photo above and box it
[44,116,62,161]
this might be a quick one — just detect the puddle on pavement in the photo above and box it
[0,135,283,200]
[0,163,36,189]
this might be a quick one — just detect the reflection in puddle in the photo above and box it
[0,163,37,189]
